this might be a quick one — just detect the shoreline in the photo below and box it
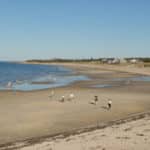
[53,62,150,76]
[24,61,150,76]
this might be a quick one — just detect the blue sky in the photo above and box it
[0,0,150,60]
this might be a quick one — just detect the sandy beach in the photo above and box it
[18,112,150,150]
[0,63,150,149]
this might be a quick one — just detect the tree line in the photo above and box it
[26,57,150,63]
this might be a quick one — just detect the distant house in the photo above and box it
[102,58,121,64]
[130,59,138,64]
[120,58,127,64]
[112,58,120,64]
[107,58,120,64]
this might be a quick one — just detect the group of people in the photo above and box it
[50,91,112,110]
[49,90,75,102]
[59,93,75,102]
[93,96,112,109]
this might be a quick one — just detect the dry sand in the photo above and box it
[18,112,150,150]
[0,63,150,149]
[54,62,150,76]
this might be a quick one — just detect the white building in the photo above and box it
[130,59,138,64]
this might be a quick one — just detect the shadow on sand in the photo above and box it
[101,106,109,110]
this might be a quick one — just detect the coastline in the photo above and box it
[23,61,150,76]
[50,62,150,76]
[0,62,150,149]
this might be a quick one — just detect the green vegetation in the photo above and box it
[26,58,102,63]
[26,57,150,63]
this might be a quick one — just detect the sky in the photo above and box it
[0,0,150,60]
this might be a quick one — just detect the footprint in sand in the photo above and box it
[116,136,130,139]
[143,129,150,132]
[89,145,102,150]
[124,127,132,131]
[136,133,145,136]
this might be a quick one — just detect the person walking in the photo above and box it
[94,96,98,105]
[108,100,112,109]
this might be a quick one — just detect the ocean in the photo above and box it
[0,61,88,91]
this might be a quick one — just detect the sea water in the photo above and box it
[0,61,88,91]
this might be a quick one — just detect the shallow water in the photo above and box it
[129,76,150,81]
[92,84,112,88]
[0,62,89,91]
[113,76,150,82]
[12,75,89,91]
[92,76,150,88]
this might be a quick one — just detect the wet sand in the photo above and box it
[0,63,150,149]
